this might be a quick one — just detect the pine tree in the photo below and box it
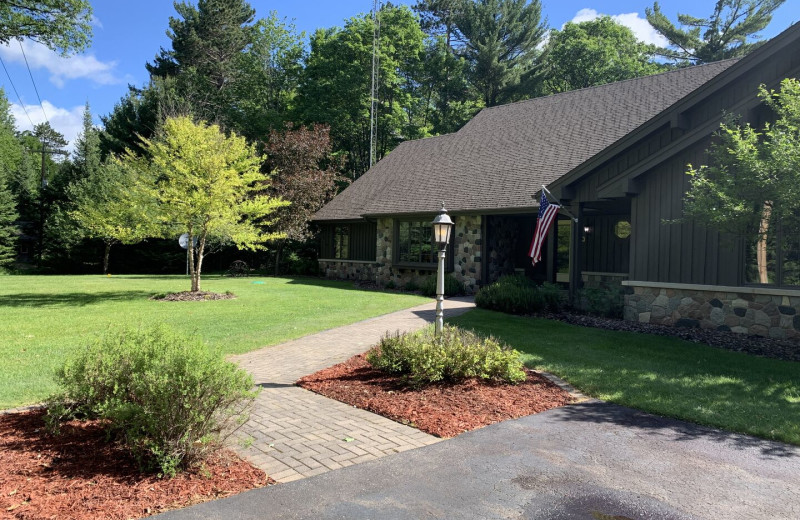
[646,0,785,64]
[0,178,17,267]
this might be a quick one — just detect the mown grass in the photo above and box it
[449,308,800,445]
[0,274,428,408]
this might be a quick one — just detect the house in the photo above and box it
[313,22,800,340]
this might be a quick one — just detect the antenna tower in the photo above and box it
[369,0,381,169]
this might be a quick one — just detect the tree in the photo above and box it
[129,116,287,292]
[414,0,465,48]
[230,13,305,142]
[147,0,256,127]
[455,0,547,106]
[682,79,800,283]
[541,17,664,95]
[0,0,93,54]
[0,178,16,267]
[646,0,785,64]
[295,5,429,176]
[263,123,346,274]
[69,160,153,274]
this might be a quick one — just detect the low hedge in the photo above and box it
[475,275,562,314]
[366,325,526,387]
[46,324,257,477]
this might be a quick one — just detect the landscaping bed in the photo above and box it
[297,353,574,438]
[0,410,271,520]
[151,291,236,302]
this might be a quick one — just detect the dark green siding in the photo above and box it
[319,222,377,261]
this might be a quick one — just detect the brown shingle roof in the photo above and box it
[314,60,737,221]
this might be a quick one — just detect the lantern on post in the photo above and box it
[431,202,454,336]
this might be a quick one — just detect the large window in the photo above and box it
[397,220,435,264]
[333,225,349,259]
[745,216,800,286]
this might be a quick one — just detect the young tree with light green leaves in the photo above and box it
[683,79,800,283]
[646,0,785,64]
[130,116,288,292]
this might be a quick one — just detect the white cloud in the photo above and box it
[10,100,85,153]
[90,15,103,29]
[570,8,669,47]
[0,39,120,88]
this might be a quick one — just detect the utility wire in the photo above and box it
[18,40,48,123]
[0,53,35,128]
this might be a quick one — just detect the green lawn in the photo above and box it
[449,308,800,445]
[0,275,428,408]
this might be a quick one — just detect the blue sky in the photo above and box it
[0,0,798,153]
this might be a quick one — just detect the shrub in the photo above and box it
[384,279,397,290]
[420,273,466,297]
[366,325,526,387]
[475,275,565,315]
[46,324,257,477]
[577,286,625,318]
[404,279,419,292]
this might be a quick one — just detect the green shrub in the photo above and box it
[366,325,526,387]
[384,279,397,290]
[578,286,624,318]
[475,275,565,315]
[46,324,257,477]
[404,279,419,292]
[420,273,466,297]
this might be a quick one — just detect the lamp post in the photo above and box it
[432,202,454,336]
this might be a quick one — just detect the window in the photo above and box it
[556,219,570,282]
[396,220,435,265]
[745,215,800,286]
[334,225,349,260]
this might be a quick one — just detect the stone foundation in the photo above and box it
[318,260,378,281]
[623,281,800,340]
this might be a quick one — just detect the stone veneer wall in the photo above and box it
[624,282,800,340]
[320,216,484,293]
[374,216,483,294]
[318,260,378,281]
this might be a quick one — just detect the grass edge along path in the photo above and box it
[0,275,428,409]
[449,308,800,446]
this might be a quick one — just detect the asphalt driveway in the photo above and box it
[157,401,800,520]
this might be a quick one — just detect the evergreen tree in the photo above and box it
[455,0,547,106]
[147,0,257,127]
[0,178,16,267]
[646,0,785,64]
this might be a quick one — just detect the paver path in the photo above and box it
[230,297,475,483]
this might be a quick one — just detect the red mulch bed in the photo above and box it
[297,354,574,438]
[0,410,271,520]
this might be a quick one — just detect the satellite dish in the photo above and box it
[178,233,198,249]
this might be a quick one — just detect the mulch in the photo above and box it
[150,291,236,302]
[0,410,271,520]
[297,353,574,438]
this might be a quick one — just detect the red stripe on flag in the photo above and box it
[529,205,560,266]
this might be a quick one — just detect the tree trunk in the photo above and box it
[757,203,772,284]
[103,241,112,275]
[194,234,206,293]
[274,241,283,276]
[188,231,198,292]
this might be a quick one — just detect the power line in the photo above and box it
[18,40,48,123]
[0,53,35,128]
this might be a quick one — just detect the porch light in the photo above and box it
[432,203,454,251]
[431,203,454,337]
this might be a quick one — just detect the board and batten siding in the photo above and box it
[319,221,378,261]
[629,140,739,286]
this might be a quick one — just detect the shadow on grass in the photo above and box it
[0,291,155,307]
[550,401,799,459]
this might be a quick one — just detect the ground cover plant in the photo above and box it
[0,275,428,408]
[449,309,800,445]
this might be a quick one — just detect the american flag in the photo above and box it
[529,191,561,266]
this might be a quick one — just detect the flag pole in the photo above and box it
[533,185,578,222]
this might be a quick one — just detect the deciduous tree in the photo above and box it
[541,17,664,95]
[0,0,92,54]
[129,116,287,292]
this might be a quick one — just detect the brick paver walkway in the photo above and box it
[230,297,475,483]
